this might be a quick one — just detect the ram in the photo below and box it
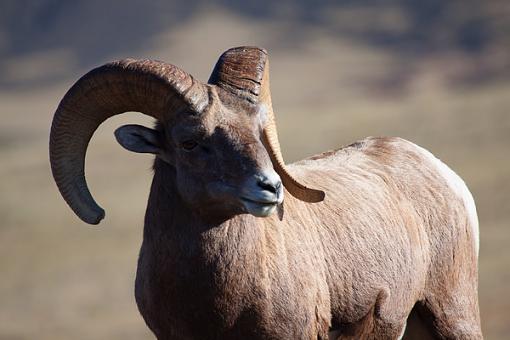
[50,47,482,339]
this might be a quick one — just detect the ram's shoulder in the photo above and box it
[289,137,450,187]
[293,136,422,167]
[355,136,429,163]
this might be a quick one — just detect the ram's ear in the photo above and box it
[114,124,161,154]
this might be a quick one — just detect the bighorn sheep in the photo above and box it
[50,46,482,339]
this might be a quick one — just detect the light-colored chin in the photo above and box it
[242,200,278,217]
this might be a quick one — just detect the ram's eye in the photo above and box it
[181,140,198,151]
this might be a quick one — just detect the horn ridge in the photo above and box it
[209,46,326,203]
[50,59,207,224]
[208,46,267,103]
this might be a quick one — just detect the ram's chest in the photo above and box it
[135,237,331,339]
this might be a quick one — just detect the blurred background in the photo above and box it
[0,0,509,339]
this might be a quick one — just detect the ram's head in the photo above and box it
[50,47,324,224]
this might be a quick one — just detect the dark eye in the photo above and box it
[181,140,198,151]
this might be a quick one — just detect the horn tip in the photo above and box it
[80,208,105,225]
[310,189,326,203]
[288,186,326,203]
[318,190,326,202]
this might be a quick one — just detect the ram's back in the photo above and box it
[283,136,479,326]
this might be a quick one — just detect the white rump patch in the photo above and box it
[414,144,479,256]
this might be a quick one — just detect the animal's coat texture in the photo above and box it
[135,136,481,339]
[50,46,482,339]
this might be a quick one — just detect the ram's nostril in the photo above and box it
[257,177,281,194]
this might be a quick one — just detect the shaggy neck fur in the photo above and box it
[137,159,282,339]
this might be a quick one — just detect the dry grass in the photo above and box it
[0,6,509,339]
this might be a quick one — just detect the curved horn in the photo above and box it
[50,59,208,224]
[209,47,325,203]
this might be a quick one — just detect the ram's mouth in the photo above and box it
[240,196,279,217]
[241,196,278,205]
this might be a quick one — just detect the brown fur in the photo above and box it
[50,47,481,339]
[134,133,481,339]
